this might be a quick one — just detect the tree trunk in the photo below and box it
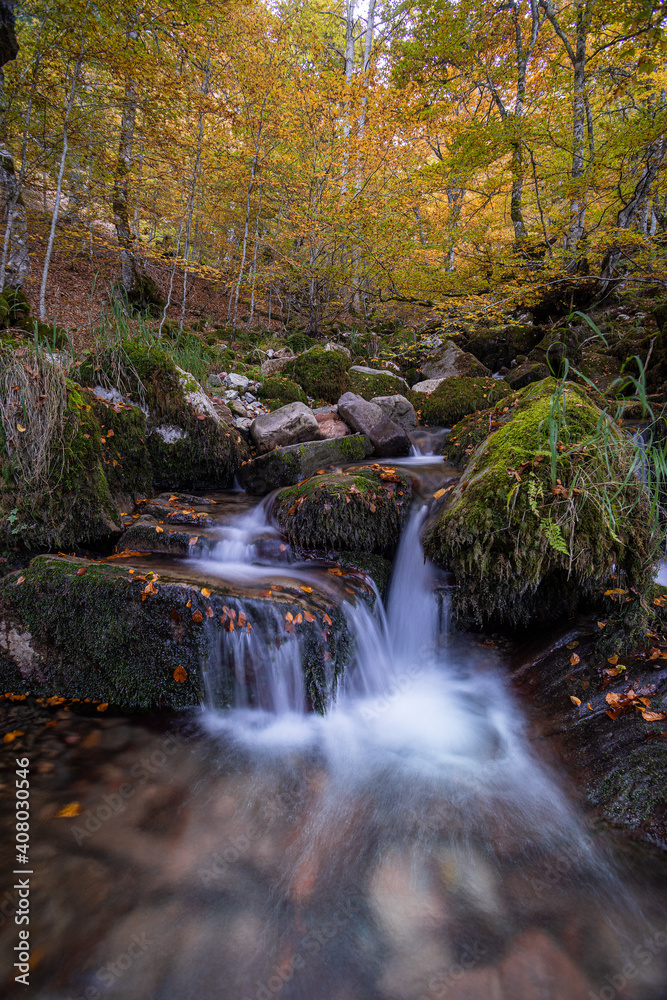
[113,19,139,298]
[0,3,28,290]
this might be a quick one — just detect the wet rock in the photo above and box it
[421,342,491,380]
[115,514,216,557]
[273,466,412,558]
[337,392,410,457]
[370,394,417,432]
[0,556,354,711]
[250,401,320,454]
[347,365,409,400]
[237,435,372,496]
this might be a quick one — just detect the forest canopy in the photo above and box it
[1,0,666,333]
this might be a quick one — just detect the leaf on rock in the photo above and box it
[192,609,203,623]
[57,802,81,817]
[173,666,187,683]
[570,695,581,706]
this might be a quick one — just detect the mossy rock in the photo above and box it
[0,294,9,328]
[347,367,407,401]
[273,466,412,558]
[258,375,306,408]
[418,376,510,427]
[424,378,656,630]
[78,341,249,491]
[238,435,373,496]
[285,332,317,354]
[0,555,358,713]
[287,346,349,403]
[465,324,538,371]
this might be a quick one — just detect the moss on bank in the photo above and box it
[424,378,656,629]
[347,367,405,400]
[287,347,349,402]
[258,375,307,409]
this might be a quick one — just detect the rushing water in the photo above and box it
[1,457,666,999]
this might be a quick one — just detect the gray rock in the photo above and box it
[323,341,351,357]
[266,348,275,358]
[250,401,320,454]
[237,435,373,496]
[315,411,351,439]
[337,392,410,458]
[228,399,248,418]
[244,392,256,403]
[207,373,223,388]
[274,347,294,359]
[371,393,417,432]
[411,378,446,394]
[224,372,251,390]
[421,341,491,380]
[260,356,292,377]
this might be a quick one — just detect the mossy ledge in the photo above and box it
[423,378,657,630]
[0,556,358,712]
[273,465,413,558]
[416,375,510,427]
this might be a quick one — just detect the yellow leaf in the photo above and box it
[16,424,25,432]
[201,588,211,597]
[155,526,164,533]
[300,586,313,593]
[3,730,24,742]
[57,802,81,817]
[96,703,109,712]
[570,696,581,706]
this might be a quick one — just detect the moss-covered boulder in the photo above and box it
[417,376,510,427]
[273,465,412,558]
[424,379,656,630]
[287,346,349,402]
[465,324,538,371]
[257,375,307,410]
[0,554,365,712]
[79,341,249,491]
[505,360,551,390]
[347,366,408,400]
[0,350,153,555]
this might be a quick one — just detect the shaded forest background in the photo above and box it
[0,0,666,341]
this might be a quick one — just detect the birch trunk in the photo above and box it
[113,18,139,296]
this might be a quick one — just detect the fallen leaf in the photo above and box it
[155,526,164,533]
[566,641,579,649]
[304,610,315,623]
[570,695,581,706]
[300,586,313,593]
[76,567,87,576]
[173,666,187,683]
[57,802,81,817]
[16,423,25,433]
[607,655,619,665]
[642,710,666,722]
[294,613,303,624]
[188,537,198,546]
[205,606,214,618]
[192,609,203,623]
[201,588,211,597]
[96,703,109,712]
[323,613,332,626]
[3,730,24,742]
[16,575,25,585]
[587,703,593,711]
[570,653,580,666]
[597,621,607,629]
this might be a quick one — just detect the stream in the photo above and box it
[1,448,666,999]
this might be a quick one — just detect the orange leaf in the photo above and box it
[57,802,81,817]
[607,655,619,665]
[304,611,315,623]
[293,613,303,624]
[76,567,87,576]
[205,606,214,618]
[96,703,109,712]
[189,537,198,546]
[300,586,313,593]
[3,730,24,742]
[587,703,593,711]
[155,526,164,533]
[173,665,187,683]
[192,609,203,623]
[570,653,580,666]
[570,695,581,706]
[642,711,666,721]
[285,611,294,622]
[16,575,25,585]
[201,588,211,597]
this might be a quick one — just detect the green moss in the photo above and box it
[273,466,412,557]
[3,288,30,327]
[419,376,510,426]
[78,340,249,490]
[87,391,151,504]
[258,375,307,408]
[285,332,317,354]
[347,368,405,400]
[424,379,656,630]
[287,347,349,402]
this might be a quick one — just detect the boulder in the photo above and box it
[505,361,551,390]
[78,342,250,491]
[250,401,320,454]
[286,346,349,402]
[347,365,409,400]
[260,356,292,378]
[322,341,351,357]
[417,376,510,427]
[237,434,372,496]
[257,375,307,411]
[315,411,351,439]
[370,394,417,432]
[273,466,412,558]
[411,378,446,394]
[0,555,360,712]
[420,341,491,380]
[337,392,411,458]
[224,372,251,390]
[424,379,656,630]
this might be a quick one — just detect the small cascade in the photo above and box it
[409,426,450,456]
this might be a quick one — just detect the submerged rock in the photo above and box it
[424,378,656,629]
[337,392,411,457]
[273,465,413,558]
[0,555,359,712]
[250,401,320,453]
[237,434,373,496]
